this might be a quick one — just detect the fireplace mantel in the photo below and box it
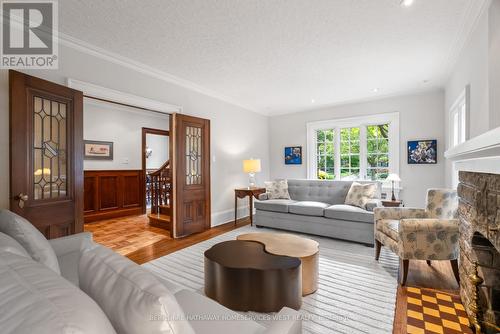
[444,126,500,174]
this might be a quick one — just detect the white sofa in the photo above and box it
[0,209,301,334]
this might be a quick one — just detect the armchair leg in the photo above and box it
[375,239,382,261]
[400,259,409,286]
[426,260,431,266]
[450,259,460,284]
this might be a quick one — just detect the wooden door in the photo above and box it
[9,70,84,239]
[170,113,210,237]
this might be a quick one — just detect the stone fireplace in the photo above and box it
[457,171,500,333]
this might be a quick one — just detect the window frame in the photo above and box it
[448,85,470,149]
[306,112,400,182]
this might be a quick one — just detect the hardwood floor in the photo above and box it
[392,259,460,334]
[84,214,250,263]
[85,215,460,333]
[84,214,171,256]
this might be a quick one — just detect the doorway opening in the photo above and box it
[142,128,171,231]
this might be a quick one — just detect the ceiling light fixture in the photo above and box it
[372,88,379,93]
[400,0,414,7]
[311,99,316,104]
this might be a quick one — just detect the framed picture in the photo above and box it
[407,140,437,164]
[84,140,114,160]
[285,146,302,165]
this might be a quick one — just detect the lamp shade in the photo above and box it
[386,173,401,182]
[243,159,261,173]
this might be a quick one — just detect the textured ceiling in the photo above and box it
[59,0,479,115]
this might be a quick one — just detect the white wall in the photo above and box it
[269,90,446,207]
[489,0,500,129]
[146,133,169,170]
[0,43,270,226]
[84,99,169,170]
[444,2,500,187]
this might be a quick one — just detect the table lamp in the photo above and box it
[243,159,261,188]
[386,173,401,201]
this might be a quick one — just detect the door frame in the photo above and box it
[141,127,170,214]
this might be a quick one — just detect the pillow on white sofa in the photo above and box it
[79,244,194,334]
[264,180,291,199]
[0,232,30,258]
[344,182,377,209]
[0,209,60,274]
[0,251,116,334]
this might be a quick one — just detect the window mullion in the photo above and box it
[360,126,367,180]
[334,128,341,179]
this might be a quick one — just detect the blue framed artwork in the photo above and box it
[407,140,437,164]
[285,146,302,165]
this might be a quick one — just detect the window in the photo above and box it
[366,124,389,180]
[449,86,469,148]
[340,127,360,179]
[307,113,399,182]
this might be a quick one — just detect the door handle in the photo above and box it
[14,193,28,209]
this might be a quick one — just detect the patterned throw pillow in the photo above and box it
[344,182,377,209]
[264,180,291,199]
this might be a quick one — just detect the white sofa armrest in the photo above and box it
[49,232,94,257]
[48,232,94,285]
[262,307,302,334]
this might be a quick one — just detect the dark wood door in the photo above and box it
[9,70,84,239]
[171,113,210,237]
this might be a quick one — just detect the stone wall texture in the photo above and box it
[458,171,500,331]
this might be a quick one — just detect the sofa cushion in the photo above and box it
[255,199,296,213]
[0,252,116,334]
[264,180,291,199]
[0,232,30,258]
[288,201,330,216]
[0,209,60,274]
[175,289,266,334]
[79,244,194,334]
[376,219,399,240]
[344,182,378,209]
[324,204,374,223]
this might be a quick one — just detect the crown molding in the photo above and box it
[441,0,491,80]
[57,32,264,115]
[67,78,181,114]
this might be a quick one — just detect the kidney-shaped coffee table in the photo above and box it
[204,240,302,312]
[237,232,319,296]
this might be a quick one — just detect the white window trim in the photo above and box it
[448,85,470,149]
[306,112,400,182]
[449,85,470,188]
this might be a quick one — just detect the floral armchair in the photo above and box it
[373,189,460,286]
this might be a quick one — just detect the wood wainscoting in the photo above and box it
[84,170,144,223]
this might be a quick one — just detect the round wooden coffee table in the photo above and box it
[204,240,302,312]
[237,232,319,295]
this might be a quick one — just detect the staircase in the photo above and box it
[147,160,172,232]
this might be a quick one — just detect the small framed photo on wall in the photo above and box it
[284,146,302,165]
[407,140,437,164]
[84,140,114,160]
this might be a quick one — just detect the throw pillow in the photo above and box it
[264,179,291,199]
[79,244,195,334]
[344,182,378,209]
[0,209,61,274]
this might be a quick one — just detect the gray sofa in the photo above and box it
[255,179,381,245]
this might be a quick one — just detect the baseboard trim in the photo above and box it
[211,206,250,227]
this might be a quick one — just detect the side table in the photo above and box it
[381,200,403,207]
[234,187,266,226]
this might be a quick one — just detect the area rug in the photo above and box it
[143,225,399,334]
[405,287,472,334]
